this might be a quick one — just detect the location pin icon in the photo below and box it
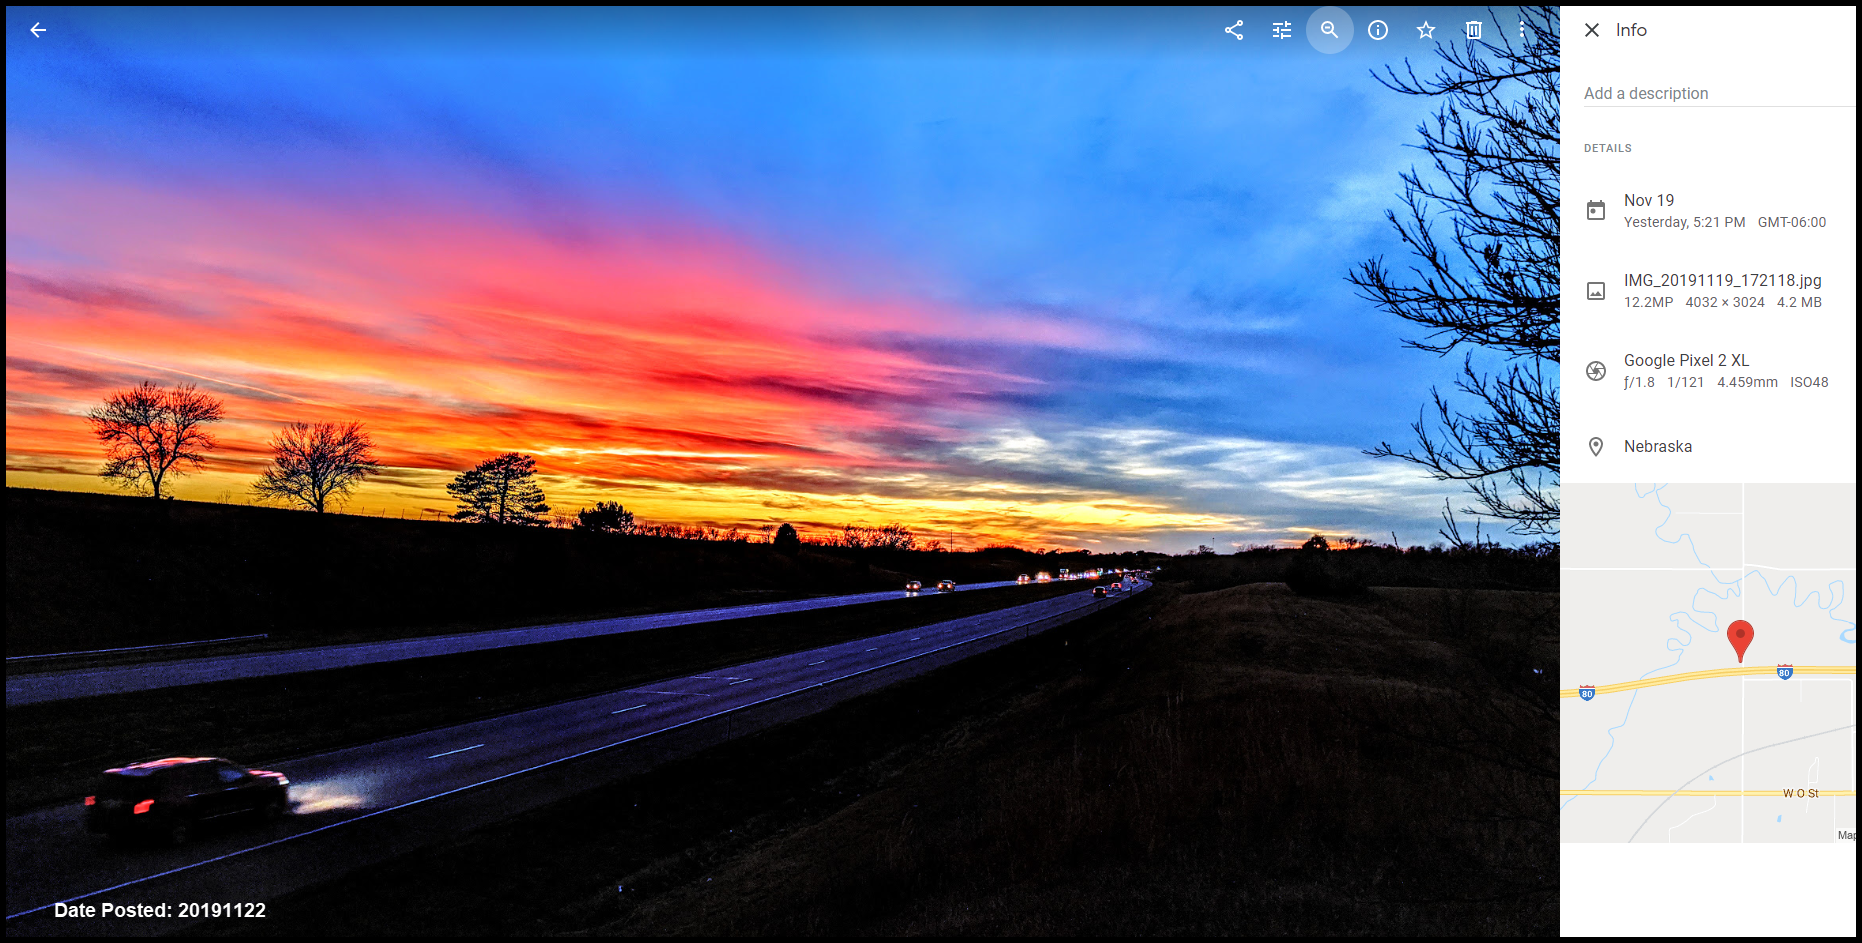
[1728,619,1755,663]
[1588,436,1603,457]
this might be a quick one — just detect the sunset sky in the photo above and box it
[5,8,1512,551]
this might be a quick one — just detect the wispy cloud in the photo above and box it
[6,13,1478,549]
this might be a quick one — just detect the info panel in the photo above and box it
[1561,5,1856,937]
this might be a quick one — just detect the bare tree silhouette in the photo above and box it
[251,420,380,512]
[86,381,225,499]
[833,522,917,551]
[1350,6,1560,536]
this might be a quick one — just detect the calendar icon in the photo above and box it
[1586,200,1605,220]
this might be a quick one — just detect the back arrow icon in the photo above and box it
[31,22,46,37]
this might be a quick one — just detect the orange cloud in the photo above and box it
[7,172,1166,547]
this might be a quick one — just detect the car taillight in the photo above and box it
[133,799,154,814]
[84,796,95,806]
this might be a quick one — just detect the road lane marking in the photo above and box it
[611,705,645,714]
[5,581,1027,708]
[641,690,711,697]
[865,648,878,652]
[3,583,1144,922]
[427,744,484,759]
[728,678,752,685]
[909,638,920,641]
[807,660,826,666]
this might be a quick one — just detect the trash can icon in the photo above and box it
[1586,200,1605,220]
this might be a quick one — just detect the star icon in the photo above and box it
[1224,19,1243,40]
[1417,21,1436,39]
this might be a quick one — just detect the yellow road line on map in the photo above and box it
[1560,665,1855,698]
[1560,789,1856,797]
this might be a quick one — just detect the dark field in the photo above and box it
[4,580,1088,814]
[5,487,1157,656]
[203,561,1559,935]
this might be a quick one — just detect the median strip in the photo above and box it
[4,585,1141,922]
[5,580,1094,815]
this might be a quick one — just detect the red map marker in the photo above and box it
[1728,619,1755,663]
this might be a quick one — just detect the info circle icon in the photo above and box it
[1307,6,1354,54]
[1367,19,1389,40]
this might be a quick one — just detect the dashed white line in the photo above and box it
[5,585,1143,922]
[611,704,645,714]
[427,744,484,759]
[728,678,752,685]
[865,648,878,652]
[641,690,711,697]
[807,660,826,666]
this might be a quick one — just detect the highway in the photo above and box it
[5,580,1023,706]
[4,580,1146,932]
[1560,664,1855,698]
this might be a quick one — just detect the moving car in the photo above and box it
[937,580,956,592]
[86,757,289,845]
[1016,574,1031,584]
[1093,585,1108,597]
[905,580,922,593]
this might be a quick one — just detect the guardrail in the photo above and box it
[5,634,269,663]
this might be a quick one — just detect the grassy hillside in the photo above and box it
[5,488,1147,655]
[210,567,1557,935]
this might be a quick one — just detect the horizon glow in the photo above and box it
[6,8,1520,551]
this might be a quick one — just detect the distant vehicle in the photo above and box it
[1016,574,1031,584]
[1092,586,1108,597]
[1110,582,1124,592]
[905,580,922,593]
[1059,569,1070,578]
[937,580,956,592]
[1036,572,1052,583]
[86,757,288,845]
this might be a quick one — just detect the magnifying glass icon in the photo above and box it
[1307,7,1353,52]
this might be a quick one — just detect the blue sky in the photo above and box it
[6,7,1541,549]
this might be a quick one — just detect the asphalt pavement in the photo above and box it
[3,580,1147,933]
[5,580,1019,706]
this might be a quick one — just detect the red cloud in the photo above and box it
[6,171,1078,542]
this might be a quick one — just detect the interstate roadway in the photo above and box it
[4,580,1147,933]
[5,580,1025,706]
